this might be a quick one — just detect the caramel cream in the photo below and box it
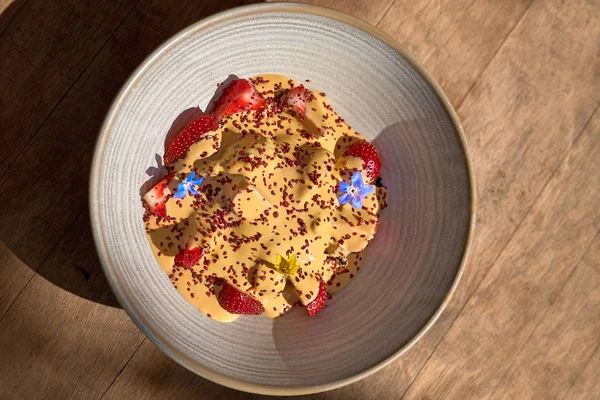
[144,75,387,322]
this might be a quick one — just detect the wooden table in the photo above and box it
[1,0,598,398]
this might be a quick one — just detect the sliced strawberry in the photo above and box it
[163,114,219,164]
[343,141,381,182]
[174,245,203,269]
[306,279,327,316]
[143,174,174,217]
[213,79,266,119]
[217,282,265,315]
[281,85,309,114]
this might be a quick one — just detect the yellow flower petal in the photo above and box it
[275,254,283,270]
[286,254,299,275]
[272,254,300,276]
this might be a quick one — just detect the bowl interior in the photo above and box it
[92,4,472,394]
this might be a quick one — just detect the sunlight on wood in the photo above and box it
[0,241,33,318]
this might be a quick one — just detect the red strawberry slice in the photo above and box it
[163,114,219,164]
[281,85,309,114]
[174,245,203,269]
[143,174,174,217]
[217,282,265,315]
[306,278,327,316]
[343,141,381,182]
[213,79,266,119]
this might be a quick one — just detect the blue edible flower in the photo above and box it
[172,171,204,199]
[338,171,375,209]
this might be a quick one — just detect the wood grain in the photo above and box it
[0,275,142,399]
[584,232,600,274]
[490,245,600,399]
[0,243,31,317]
[0,0,138,178]
[402,101,600,398]
[102,340,251,400]
[377,0,532,106]
[0,0,599,398]
[0,0,24,33]
[560,235,600,400]
[0,217,144,399]
[565,345,600,400]
[272,0,395,26]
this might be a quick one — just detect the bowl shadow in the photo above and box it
[271,118,470,384]
[0,0,263,310]
[271,122,416,366]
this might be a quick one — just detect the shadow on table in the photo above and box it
[0,0,262,310]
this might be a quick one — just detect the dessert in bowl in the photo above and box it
[91,3,474,395]
[143,75,388,322]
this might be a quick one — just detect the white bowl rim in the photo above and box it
[89,2,476,395]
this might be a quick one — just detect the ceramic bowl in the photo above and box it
[90,2,475,395]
